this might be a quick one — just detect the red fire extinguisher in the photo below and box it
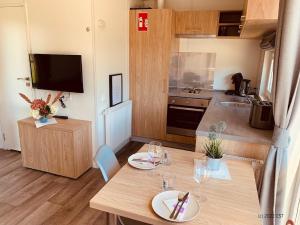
[137,12,148,32]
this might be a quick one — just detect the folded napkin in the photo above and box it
[207,162,231,180]
[35,118,57,128]
[194,159,231,180]
[163,197,189,221]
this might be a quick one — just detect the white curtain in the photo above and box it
[258,0,300,224]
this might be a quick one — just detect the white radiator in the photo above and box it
[103,100,132,153]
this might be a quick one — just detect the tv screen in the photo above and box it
[29,54,84,93]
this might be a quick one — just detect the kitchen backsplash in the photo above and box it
[179,38,261,90]
[169,52,216,90]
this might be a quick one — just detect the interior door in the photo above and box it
[0,6,32,150]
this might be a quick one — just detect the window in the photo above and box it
[267,55,274,95]
[259,50,275,101]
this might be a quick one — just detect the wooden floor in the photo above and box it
[0,142,144,225]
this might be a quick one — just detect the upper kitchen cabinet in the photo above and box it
[130,9,178,140]
[175,11,219,37]
[240,0,280,38]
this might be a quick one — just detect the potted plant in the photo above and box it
[204,121,227,171]
[19,92,62,123]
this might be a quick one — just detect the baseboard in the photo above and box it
[0,148,21,152]
[113,138,130,154]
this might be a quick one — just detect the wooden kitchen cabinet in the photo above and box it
[130,9,178,140]
[240,0,279,38]
[175,11,219,36]
[196,136,270,161]
[18,118,92,178]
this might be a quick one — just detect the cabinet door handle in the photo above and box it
[185,28,204,33]
[169,106,205,112]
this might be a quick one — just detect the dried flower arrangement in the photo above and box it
[19,92,62,122]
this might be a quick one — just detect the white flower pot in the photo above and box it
[207,157,222,171]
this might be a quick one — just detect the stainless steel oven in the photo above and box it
[167,96,209,137]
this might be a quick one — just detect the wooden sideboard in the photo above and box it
[18,117,92,179]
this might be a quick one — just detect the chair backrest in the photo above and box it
[95,145,121,183]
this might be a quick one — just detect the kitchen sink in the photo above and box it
[219,101,251,108]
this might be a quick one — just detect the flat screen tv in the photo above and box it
[29,54,84,93]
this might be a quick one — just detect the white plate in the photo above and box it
[128,152,157,170]
[152,190,200,222]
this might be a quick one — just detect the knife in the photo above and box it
[132,159,160,165]
[173,192,189,220]
[132,159,151,163]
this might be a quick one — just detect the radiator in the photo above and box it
[224,154,264,189]
[103,100,132,153]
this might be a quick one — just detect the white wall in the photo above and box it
[0,125,4,148]
[93,0,129,148]
[26,0,97,152]
[0,5,32,150]
[0,0,129,155]
[25,0,129,156]
[179,38,262,90]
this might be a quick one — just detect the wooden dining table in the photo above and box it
[90,144,262,225]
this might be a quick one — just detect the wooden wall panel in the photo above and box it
[130,9,178,140]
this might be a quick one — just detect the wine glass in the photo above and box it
[147,141,162,175]
[161,149,171,166]
[193,159,210,202]
[194,161,209,183]
[148,141,162,164]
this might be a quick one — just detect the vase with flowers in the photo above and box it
[204,121,227,171]
[19,92,62,123]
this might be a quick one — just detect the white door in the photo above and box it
[0,6,32,150]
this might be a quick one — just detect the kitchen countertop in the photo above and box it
[169,89,273,145]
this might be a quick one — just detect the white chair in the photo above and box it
[95,145,149,225]
[95,144,121,182]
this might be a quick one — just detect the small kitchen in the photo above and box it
[129,0,277,164]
